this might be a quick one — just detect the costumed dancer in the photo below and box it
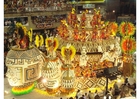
[80,10,87,29]
[73,23,79,41]
[39,37,62,92]
[70,8,78,28]
[14,23,30,49]
[60,44,76,93]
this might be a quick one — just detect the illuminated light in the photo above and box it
[104,96,106,99]
[4,90,9,94]
[42,79,47,83]
[99,7,100,9]
[80,11,82,13]
[89,10,91,13]
[103,96,111,99]
[53,81,59,88]
[113,10,115,13]
[117,78,121,83]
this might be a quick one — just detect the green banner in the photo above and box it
[79,0,105,3]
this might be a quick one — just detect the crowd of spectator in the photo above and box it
[120,2,136,16]
[4,17,28,26]
[4,0,72,13]
[31,14,67,28]
[4,14,67,28]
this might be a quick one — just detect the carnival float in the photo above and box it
[5,8,136,96]
[56,8,136,92]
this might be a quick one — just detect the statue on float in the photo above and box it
[6,23,45,95]
[79,46,88,67]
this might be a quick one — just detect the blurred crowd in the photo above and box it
[4,0,72,13]
[4,14,67,28]
[32,14,66,24]
[31,14,67,28]
[4,17,28,26]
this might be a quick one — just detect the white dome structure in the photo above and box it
[6,47,44,86]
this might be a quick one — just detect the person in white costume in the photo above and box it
[79,46,89,67]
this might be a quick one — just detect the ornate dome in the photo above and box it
[6,47,44,67]
[6,47,44,86]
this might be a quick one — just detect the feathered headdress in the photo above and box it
[110,22,118,36]
[45,37,59,51]
[119,22,135,37]
[35,35,44,48]
[61,44,76,60]
[121,36,136,54]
